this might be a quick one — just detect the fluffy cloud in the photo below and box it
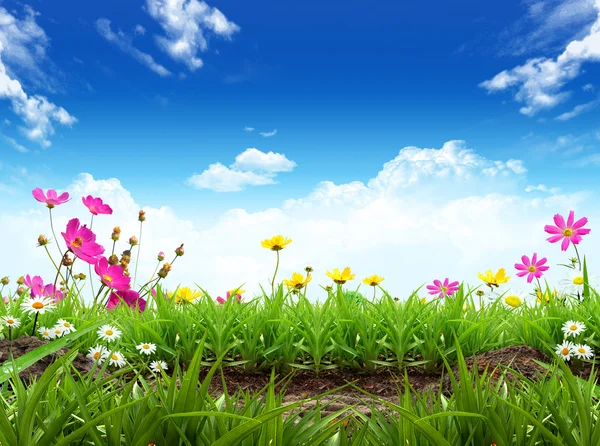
[145,0,240,71]
[96,19,172,77]
[525,184,562,193]
[186,148,296,192]
[2,142,598,305]
[555,98,600,120]
[244,126,254,132]
[481,0,600,116]
[260,129,277,137]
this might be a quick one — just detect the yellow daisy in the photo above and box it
[167,286,202,304]
[261,235,292,251]
[283,272,312,290]
[326,267,355,284]
[477,268,510,288]
[363,275,385,286]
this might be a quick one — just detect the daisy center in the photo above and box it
[64,323,71,328]
[570,325,578,331]
[561,347,569,355]
[143,344,150,349]
[7,319,14,324]
[32,302,44,310]
[563,229,573,237]
[106,329,114,336]
[578,347,586,353]
[573,276,584,285]
[93,352,100,359]
[155,364,162,369]
[528,266,537,272]
[72,236,83,248]
[111,354,118,361]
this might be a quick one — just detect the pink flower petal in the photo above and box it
[566,210,575,228]
[544,225,562,235]
[572,217,588,230]
[553,213,566,230]
[560,237,571,251]
[546,235,564,243]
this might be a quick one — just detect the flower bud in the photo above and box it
[476,290,485,297]
[158,262,172,279]
[74,273,86,280]
[305,266,313,273]
[16,276,24,285]
[138,210,146,222]
[111,226,121,241]
[37,234,49,246]
[129,236,138,246]
[62,254,73,266]
[108,254,119,265]
[1,276,9,285]
[16,286,25,296]
[157,251,165,261]
[175,243,184,257]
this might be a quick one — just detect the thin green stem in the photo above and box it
[271,250,280,297]
[31,313,39,336]
[133,221,143,288]
[48,208,63,261]
[573,244,582,272]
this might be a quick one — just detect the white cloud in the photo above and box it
[96,18,172,77]
[3,134,28,153]
[186,148,296,192]
[145,0,240,71]
[260,129,277,137]
[2,144,598,304]
[481,0,600,116]
[583,82,595,91]
[134,24,146,36]
[555,98,600,120]
[244,126,254,132]
[525,183,562,193]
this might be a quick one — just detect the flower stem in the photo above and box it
[31,313,39,336]
[271,250,280,297]
[573,244,582,272]
[133,220,143,288]
[93,283,106,307]
[48,208,63,261]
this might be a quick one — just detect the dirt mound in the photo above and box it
[0,336,95,381]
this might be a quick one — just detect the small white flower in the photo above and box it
[573,344,594,360]
[562,320,586,337]
[559,270,600,297]
[55,319,76,335]
[108,351,126,368]
[150,360,168,373]
[38,326,54,340]
[97,324,122,342]
[52,326,65,338]
[556,341,576,361]
[87,345,109,364]
[1,315,20,328]
[135,342,157,355]
[20,296,55,315]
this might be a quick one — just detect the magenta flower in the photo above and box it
[61,218,105,264]
[514,253,549,283]
[216,291,243,305]
[544,210,591,251]
[426,278,460,299]
[107,289,146,311]
[32,187,69,209]
[82,195,113,216]
[94,257,131,291]
[23,274,45,297]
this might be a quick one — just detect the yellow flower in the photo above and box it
[283,272,312,290]
[505,295,522,308]
[326,267,355,284]
[229,287,245,296]
[261,235,292,251]
[477,268,510,287]
[420,297,427,304]
[536,288,558,303]
[363,275,385,286]
[167,286,202,304]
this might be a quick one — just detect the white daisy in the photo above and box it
[38,326,54,340]
[55,319,76,335]
[150,360,168,373]
[572,344,594,360]
[1,315,20,328]
[135,342,157,355]
[556,341,575,361]
[108,351,126,368]
[97,324,122,342]
[562,320,586,337]
[559,269,600,297]
[20,296,55,315]
[52,326,65,338]
[87,345,109,364]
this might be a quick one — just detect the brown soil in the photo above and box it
[0,336,95,381]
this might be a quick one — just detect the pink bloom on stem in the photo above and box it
[61,218,105,264]
[544,210,591,251]
[32,188,69,209]
[107,289,146,311]
[82,195,113,216]
[42,283,64,302]
[216,291,243,305]
[94,257,131,291]
[426,278,460,299]
[514,253,549,283]
[23,274,45,297]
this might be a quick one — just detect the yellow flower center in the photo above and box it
[578,347,586,353]
[570,325,578,331]
[561,347,569,355]
[103,275,113,283]
[563,229,573,237]
[573,276,584,285]
[111,354,118,361]
[93,352,100,359]
[505,296,522,308]
[32,302,44,310]
[7,319,14,324]
[91,205,96,212]
[156,364,162,369]
[143,344,150,349]
[72,236,83,248]
[54,330,61,334]
[440,286,447,292]
[528,266,536,272]
[64,323,71,328]
[106,329,114,336]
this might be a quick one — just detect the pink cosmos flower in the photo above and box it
[514,253,549,283]
[82,195,113,216]
[216,291,243,305]
[23,274,45,297]
[107,289,146,311]
[94,256,131,291]
[151,288,157,298]
[42,283,64,302]
[61,218,105,264]
[32,188,69,209]
[426,278,460,299]
[544,210,591,252]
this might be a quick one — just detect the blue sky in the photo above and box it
[1,0,600,300]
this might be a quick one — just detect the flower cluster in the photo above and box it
[555,320,594,361]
